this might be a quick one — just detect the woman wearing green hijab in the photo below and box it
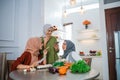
[40,24,59,64]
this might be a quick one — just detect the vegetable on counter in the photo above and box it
[58,66,68,75]
[53,61,64,67]
[49,61,72,74]
[70,60,91,73]
[48,67,58,74]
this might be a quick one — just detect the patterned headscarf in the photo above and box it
[43,24,52,36]
[25,37,42,54]
[62,40,76,58]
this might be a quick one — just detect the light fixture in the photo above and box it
[79,6,85,14]
[70,0,76,6]
[63,10,67,17]
[79,0,85,14]
[63,0,67,17]
[64,3,99,14]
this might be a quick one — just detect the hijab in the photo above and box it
[25,37,41,54]
[43,24,52,36]
[62,40,76,58]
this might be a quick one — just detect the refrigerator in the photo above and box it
[114,31,120,80]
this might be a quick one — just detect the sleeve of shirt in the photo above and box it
[10,52,31,72]
[71,51,82,61]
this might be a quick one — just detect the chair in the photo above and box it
[0,53,7,80]
[6,60,15,80]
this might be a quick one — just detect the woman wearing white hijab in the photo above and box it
[40,24,59,64]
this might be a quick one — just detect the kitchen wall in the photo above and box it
[0,0,44,59]
[44,0,64,29]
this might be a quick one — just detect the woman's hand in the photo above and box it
[30,61,39,68]
[17,64,31,69]
[43,48,48,56]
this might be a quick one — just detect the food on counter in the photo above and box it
[89,53,96,56]
[64,62,72,69]
[53,61,64,67]
[30,67,36,72]
[96,50,102,56]
[89,50,96,53]
[79,51,85,56]
[89,50,102,56]
[89,50,96,56]
[70,60,91,73]
[58,66,68,75]
[48,67,58,74]
[48,61,72,74]
[23,67,36,72]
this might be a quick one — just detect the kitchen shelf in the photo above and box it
[78,37,100,41]
[79,29,99,33]
[78,29,100,41]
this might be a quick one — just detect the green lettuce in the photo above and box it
[70,60,91,73]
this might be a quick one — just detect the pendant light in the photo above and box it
[80,6,85,14]
[63,10,67,17]
[70,0,76,6]
[63,0,67,17]
[79,0,85,14]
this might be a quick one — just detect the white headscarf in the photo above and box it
[43,24,52,36]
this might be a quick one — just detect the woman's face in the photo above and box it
[45,27,53,37]
[62,41,67,50]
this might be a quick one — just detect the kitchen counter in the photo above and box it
[9,68,100,80]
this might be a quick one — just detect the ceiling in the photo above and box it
[65,0,99,8]
[77,0,99,5]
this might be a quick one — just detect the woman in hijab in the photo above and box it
[11,37,47,71]
[40,24,59,64]
[62,40,82,62]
